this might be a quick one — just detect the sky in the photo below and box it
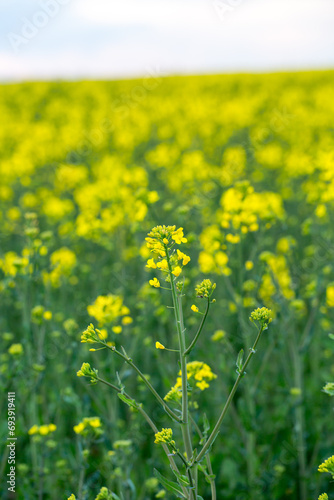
[0,0,333,82]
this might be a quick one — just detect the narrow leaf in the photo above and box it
[236,349,244,373]
[117,393,138,409]
[154,469,186,498]
[171,469,190,486]
[203,413,210,434]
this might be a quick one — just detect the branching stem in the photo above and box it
[195,325,264,463]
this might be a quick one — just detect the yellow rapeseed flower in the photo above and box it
[8,343,23,355]
[87,295,130,326]
[172,227,187,244]
[122,316,133,325]
[176,249,191,265]
[197,380,209,391]
[112,325,122,334]
[146,258,157,269]
[211,330,226,342]
[165,361,217,400]
[326,285,334,307]
[39,425,50,436]
[149,277,160,288]
[172,266,182,277]
[28,425,39,435]
[43,311,52,320]
[89,418,101,428]
[156,259,168,270]
[155,341,165,349]
[73,422,85,434]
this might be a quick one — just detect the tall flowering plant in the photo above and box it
[75,226,272,499]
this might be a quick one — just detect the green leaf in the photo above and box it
[197,463,207,474]
[111,494,121,500]
[154,469,186,498]
[171,469,190,486]
[117,393,138,409]
[200,415,210,444]
[121,345,131,360]
[236,349,244,374]
[329,333,334,340]
[203,413,210,434]
[205,473,216,484]
[116,371,125,392]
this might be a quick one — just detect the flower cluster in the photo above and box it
[81,324,103,344]
[31,305,52,324]
[219,181,284,234]
[42,247,77,288]
[259,252,295,305]
[95,487,114,500]
[28,423,57,436]
[154,428,175,446]
[195,279,216,299]
[318,455,334,478]
[323,382,334,396]
[0,251,30,277]
[8,343,23,356]
[165,361,217,401]
[146,225,187,250]
[68,487,113,500]
[318,494,328,500]
[77,362,98,383]
[87,294,131,327]
[250,307,272,329]
[145,226,190,286]
[73,417,103,437]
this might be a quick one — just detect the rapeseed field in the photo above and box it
[1,70,334,499]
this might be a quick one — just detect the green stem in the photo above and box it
[184,299,210,356]
[97,376,189,499]
[77,440,86,500]
[196,325,264,464]
[189,414,216,500]
[289,332,307,500]
[174,450,195,500]
[105,345,181,423]
[166,249,195,499]
[178,296,193,458]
